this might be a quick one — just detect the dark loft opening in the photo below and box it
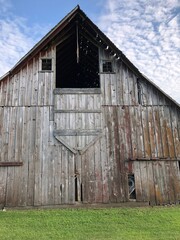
[56,22,100,88]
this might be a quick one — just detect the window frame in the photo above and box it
[100,59,115,74]
[40,57,53,72]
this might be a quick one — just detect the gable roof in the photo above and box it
[0,5,179,108]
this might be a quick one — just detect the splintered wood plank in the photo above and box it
[34,107,43,206]
[61,146,69,204]
[7,107,16,163]
[6,107,18,206]
[105,107,115,202]
[6,75,12,107]
[27,107,36,206]
[31,57,39,106]
[100,133,109,203]
[171,161,180,202]
[127,69,135,105]
[100,74,105,105]
[0,81,3,106]
[148,106,157,158]
[4,78,9,106]
[1,108,9,162]
[54,145,62,205]
[129,106,142,201]
[114,106,125,202]
[12,71,20,106]
[94,138,103,203]
[0,167,7,205]
[146,161,156,205]
[47,149,55,206]
[37,72,45,106]
[123,66,130,106]
[159,106,169,158]
[136,106,148,202]
[111,74,117,105]
[68,151,75,204]
[15,106,23,163]
[148,106,164,204]
[81,148,89,203]
[152,161,163,205]
[42,107,49,205]
[170,106,180,159]
[104,74,111,105]
[120,106,129,201]
[19,67,27,106]
[0,107,4,161]
[18,107,29,206]
[153,106,163,158]
[165,162,175,203]
[165,106,176,158]
[25,62,33,106]
[141,106,151,158]
[118,63,124,105]
[87,144,95,203]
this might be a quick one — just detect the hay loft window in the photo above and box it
[56,22,99,88]
[102,61,113,73]
[41,58,52,71]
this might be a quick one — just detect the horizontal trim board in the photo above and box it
[54,110,101,113]
[54,129,102,136]
[0,162,23,167]
[38,70,54,73]
[99,72,116,74]
[53,88,101,94]
[129,158,180,161]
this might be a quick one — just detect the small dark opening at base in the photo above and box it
[75,177,78,202]
[128,174,136,200]
[81,183,83,202]
[178,161,180,171]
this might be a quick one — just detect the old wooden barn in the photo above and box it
[0,6,180,207]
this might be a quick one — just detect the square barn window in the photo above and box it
[102,61,113,73]
[41,58,52,71]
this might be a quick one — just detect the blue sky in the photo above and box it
[0,0,180,103]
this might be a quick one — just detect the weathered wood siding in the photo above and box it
[0,46,179,207]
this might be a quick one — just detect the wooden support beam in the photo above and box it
[0,162,23,167]
[129,158,180,161]
[54,129,102,136]
[53,88,101,95]
[54,109,101,113]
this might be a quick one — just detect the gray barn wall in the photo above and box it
[0,45,180,207]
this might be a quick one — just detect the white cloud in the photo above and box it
[0,1,50,77]
[98,0,180,103]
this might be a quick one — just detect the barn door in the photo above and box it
[53,89,102,154]
[53,89,102,202]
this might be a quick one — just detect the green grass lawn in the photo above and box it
[0,206,180,240]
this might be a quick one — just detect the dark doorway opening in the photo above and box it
[128,174,136,200]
